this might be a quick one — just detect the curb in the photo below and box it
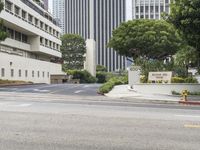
[179,101,200,105]
[0,83,45,87]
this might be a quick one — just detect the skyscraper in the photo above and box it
[132,0,170,19]
[43,0,49,11]
[52,0,65,34]
[65,0,127,72]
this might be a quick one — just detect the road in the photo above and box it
[0,84,101,96]
[0,84,200,150]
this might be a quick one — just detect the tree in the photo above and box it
[167,0,200,68]
[175,46,197,75]
[108,19,181,60]
[0,2,7,41]
[61,34,86,70]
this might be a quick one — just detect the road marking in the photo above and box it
[74,90,83,94]
[16,103,32,107]
[184,124,200,128]
[33,89,49,92]
[175,115,200,118]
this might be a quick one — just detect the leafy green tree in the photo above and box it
[167,0,200,68]
[108,19,181,60]
[61,34,86,70]
[0,2,7,41]
[175,46,197,75]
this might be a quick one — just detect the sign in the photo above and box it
[128,66,141,85]
[148,72,172,83]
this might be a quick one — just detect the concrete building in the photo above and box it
[0,0,63,83]
[65,0,127,72]
[52,0,65,34]
[132,0,170,19]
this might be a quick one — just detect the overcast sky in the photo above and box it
[49,0,132,20]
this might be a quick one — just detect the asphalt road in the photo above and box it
[0,88,199,150]
[0,84,102,96]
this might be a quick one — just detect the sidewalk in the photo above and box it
[105,85,200,104]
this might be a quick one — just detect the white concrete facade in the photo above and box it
[132,0,170,19]
[130,84,200,95]
[0,0,63,83]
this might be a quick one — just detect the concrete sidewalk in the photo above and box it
[105,85,182,103]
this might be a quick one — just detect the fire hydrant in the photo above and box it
[181,90,188,102]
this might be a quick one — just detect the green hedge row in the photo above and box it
[98,76,128,94]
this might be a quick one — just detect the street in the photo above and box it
[0,84,200,150]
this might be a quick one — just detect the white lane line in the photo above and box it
[33,89,49,92]
[15,103,32,107]
[74,90,83,94]
[175,115,200,118]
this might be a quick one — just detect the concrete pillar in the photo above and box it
[85,39,96,76]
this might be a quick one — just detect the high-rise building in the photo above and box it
[52,0,65,34]
[65,0,127,72]
[0,0,62,83]
[43,0,49,11]
[132,0,170,19]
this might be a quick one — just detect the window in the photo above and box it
[15,31,21,41]
[1,68,5,77]
[40,37,44,45]
[53,43,55,49]
[47,72,49,78]
[22,34,28,43]
[25,70,28,77]
[40,21,44,29]
[45,39,48,46]
[11,69,14,77]
[19,69,21,77]
[5,0,12,11]
[22,10,27,19]
[136,7,139,13]
[45,24,48,31]
[37,71,40,78]
[32,71,34,77]
[28,14,33,23]
[42,71,45,78]
[35,18,39,26]
[14,6,20,15]
[49,41,52,48]
[155,6,159,13]
[7,28,14,39]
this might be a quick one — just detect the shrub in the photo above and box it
[184,77,198,83]
[96,72,107,83]
[96,65,107,72]
[67,70,96,83]
[98,76,128,94]
[171,77,185,83]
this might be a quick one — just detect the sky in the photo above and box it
[48,0,132,20]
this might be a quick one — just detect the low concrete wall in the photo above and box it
[130,84,200,95]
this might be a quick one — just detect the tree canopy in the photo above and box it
[0,2,7,41]
[108,19,181,60]
[61,34,86,70]
[167,0,200,66]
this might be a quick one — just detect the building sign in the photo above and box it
[148,72,172,83]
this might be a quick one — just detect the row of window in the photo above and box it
[135,5,169,13]
[5,0,60,39]
[1,68,49,78]
[21,0,58,26]
[135,14,160,19]
[3,26,28,43]
[40,37,60,51]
